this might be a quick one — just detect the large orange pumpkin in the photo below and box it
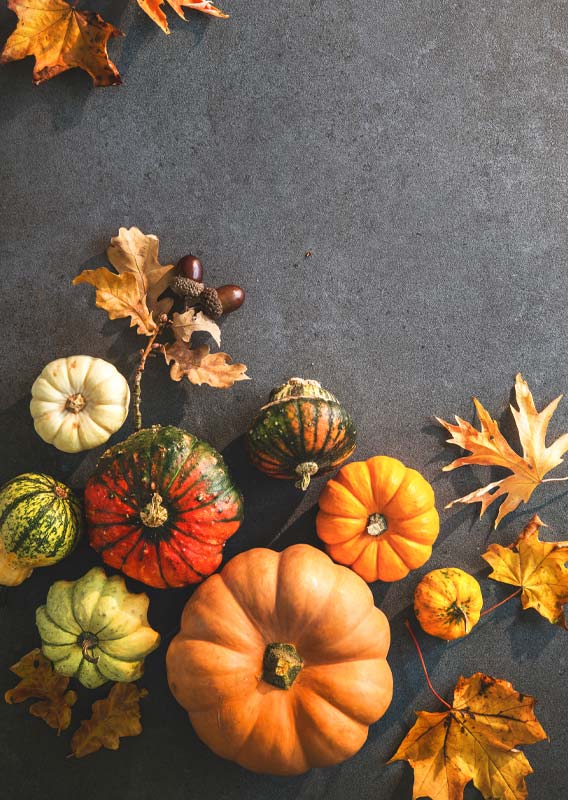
[166,544,393,775]
[316,456,439,582]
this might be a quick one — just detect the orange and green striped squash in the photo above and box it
[245,378,357,490]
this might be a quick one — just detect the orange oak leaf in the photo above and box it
[438,374,568,527]
[389,672,547,800]
[5,649,77,734]
[164,342,249,387]
[73,268,157,336]
[107,227,175,317]
[482,514,568,628]
[0,0,122,86]
[170,309,221,347]
[137,0,228,35]
[70,683,148,758]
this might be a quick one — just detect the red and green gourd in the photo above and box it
[84,425,243,589]
[246,378,357,490]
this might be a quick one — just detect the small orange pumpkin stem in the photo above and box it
[294,462,319,491]
[262,643,304,689]
[404,620,452,710]
[366,513,387,536]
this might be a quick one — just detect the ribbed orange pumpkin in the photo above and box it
[166,544,393,775]
[316,456,439,582]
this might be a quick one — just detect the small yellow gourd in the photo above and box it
[414,567,483,640]
[30,356,130,453]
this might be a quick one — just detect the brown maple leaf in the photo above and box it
[438,373,568,526]
[0,0,122,86]
[107,227,175,317]
[5,649,77,734]
[164,342,249,387]
[70,683,148,758]
[170,309,221,347]
[482,514,568,628]
[137,0,228,35]
[389,672,547,800]
[73,268,157,336]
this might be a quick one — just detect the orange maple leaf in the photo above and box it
[0,0,122,86]
[70,683,148,758]
[438,374,568,527]
[389,672,547,800]
[482,514,568,628]
[5,649,77,734]
[137,0,228,35]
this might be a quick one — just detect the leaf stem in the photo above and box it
[133,315,168,431]
[404,620,452,710]
[542,476,568,483]
[480,587,522,617]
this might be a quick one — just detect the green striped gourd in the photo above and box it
[0,473,82,586]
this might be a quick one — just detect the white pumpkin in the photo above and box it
[30,356,130,453]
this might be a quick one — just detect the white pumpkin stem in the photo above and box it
[65,393,87,414]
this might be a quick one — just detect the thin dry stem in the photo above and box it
[480,587,522,617]
[133,315,168,430]
[404,620,452,710]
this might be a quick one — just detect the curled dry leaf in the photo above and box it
[482,514,568,628]
[389,672,547,800]
[137,0,228,35]
[438,374,568,527]
[171,309,221,347]
[70,683,148,758]
[0,0,122,86]
[164,342,249,387]
[73,268,157,336]
[5,649,77,734]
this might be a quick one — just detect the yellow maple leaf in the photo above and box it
[438,373,568,526]
[0,0,122,86]
[389,672,547,800]
[5,649,77,734]
[164,342,249,387]
[73,267,157,336]
[482,514,568,628]
[70,683,148,758]
[137,0,228,35]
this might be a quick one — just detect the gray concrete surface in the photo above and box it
[1,1,568,798]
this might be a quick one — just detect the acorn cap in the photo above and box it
[199,287,223,320]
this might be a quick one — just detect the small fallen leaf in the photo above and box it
[0,0,122,86]
[73,268,157,336]
[5,649,77,734]
[389,672,547,800]
[107,227,175,317]
[171,309,221,347]
[438,374,568,526]
[164,342,249,387]
[70,683,148,758]
[482,514,568,628]
[137,0,228,35]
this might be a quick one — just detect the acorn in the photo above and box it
[199,287,223,320]
[216,285,245,315]
[177,255,203,283]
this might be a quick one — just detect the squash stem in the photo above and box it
[140,493,168,528]
[80,636,99,664]
[404,620,452,710]
[262,643,304,689]
[294,462,319,491]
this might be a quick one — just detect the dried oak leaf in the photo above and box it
[107,226,175,317]
[73,268,157,336]
[482,514,568,628]
[70,683,148,758]
[0,0,122,86]
[389,672,547,800]
[438,373,568,527]
[171,309,221,347]
[137,0,228,35]
[5,649,77,734]
[164,342,249,387]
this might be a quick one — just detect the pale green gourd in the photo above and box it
[36,567,160,689]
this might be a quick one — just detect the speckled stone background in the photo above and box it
[1,1,568,798]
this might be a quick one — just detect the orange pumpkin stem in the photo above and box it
[140,493,168,528]
[262,643,304,689]
[366,513,388,536]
